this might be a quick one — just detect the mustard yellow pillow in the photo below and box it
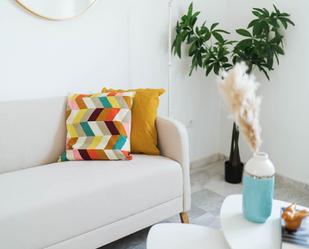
[102,88,165,155]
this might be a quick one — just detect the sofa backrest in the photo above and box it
[0,97,67,174]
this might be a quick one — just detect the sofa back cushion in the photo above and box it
[0,97,66,174]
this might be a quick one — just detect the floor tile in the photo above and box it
[192,189,225,216]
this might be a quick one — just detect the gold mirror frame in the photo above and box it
[15,0,97,21]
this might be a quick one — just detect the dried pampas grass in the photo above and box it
[218,62,262,152]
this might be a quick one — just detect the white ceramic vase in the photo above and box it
[242,152,275,223]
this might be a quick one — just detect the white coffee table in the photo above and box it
[220,194,296,249]
[147,194,306,249]
[147,223,230,249]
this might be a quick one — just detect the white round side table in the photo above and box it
[147,223,230,249]
[220,194,301,249]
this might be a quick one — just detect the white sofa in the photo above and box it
[0,97,191,249]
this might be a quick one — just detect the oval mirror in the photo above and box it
[16,0,97,21]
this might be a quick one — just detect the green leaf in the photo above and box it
[204,32,211,41]
[203,53,211,64]
[189,65,195,76]
[259,66,270,80]
[223,63,233,69]
[252,10,263,17]
[189,16,198,27]
[270,32,283,44]
[253,8,265,14]
[279,19,288,29]
[273,45,284,55]
[234,39,253,50]
[197,53,203,67]
[279,13,290,17]
[176,43,181,58]
[274,52,279,65]
[215,29,230,34]
[225,40,238,45]
[281,17,295,26]
[188,2,193,17]
[181,31,188,42]
[262,8,270,16]
[214,63,220,75]
[253,20,269,36]
[181,15,187,23]
[188,43,196,56]
[212,32,224,43]
[269,18,280,29]
[273,4,280,14]
[192,11,200,19]
[195,26,200,35]
[236,29,252,37]
[221,56,228,63]
[206,63,214,76]
[232,56,239,65]
[187,35,196,44]
[211,23,219,30]
[248,19,259,28]
[173,36,182,58]
[189,54,198,75]
[200,25,210,34]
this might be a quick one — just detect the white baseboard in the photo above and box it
[276,174,309,192]
[190,154,309,189]
[190,153,227,169]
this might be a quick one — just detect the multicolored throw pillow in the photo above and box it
[60,92,135,161]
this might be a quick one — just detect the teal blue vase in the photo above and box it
[242,153,275,223]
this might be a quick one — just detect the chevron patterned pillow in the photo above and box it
[60,92,135,161]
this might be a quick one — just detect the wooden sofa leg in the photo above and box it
[180,212,189,224]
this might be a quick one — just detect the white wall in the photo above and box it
[220,0,309,184]
[0,0,226,163]
[0,1,130,100]
[171,0,228,161]
[1,0,308,184]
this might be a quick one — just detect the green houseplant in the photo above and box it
[172,3,294,183]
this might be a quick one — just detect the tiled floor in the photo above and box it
[100,161,309,249]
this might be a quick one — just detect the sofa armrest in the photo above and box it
[156,116,191,212]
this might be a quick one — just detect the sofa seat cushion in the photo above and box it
[0,155,183,249]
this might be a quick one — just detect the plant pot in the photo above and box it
[225,160,244,184]
[225,122,244,184]
[242,152,275,223]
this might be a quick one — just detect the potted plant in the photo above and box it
[172,3,294,183]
